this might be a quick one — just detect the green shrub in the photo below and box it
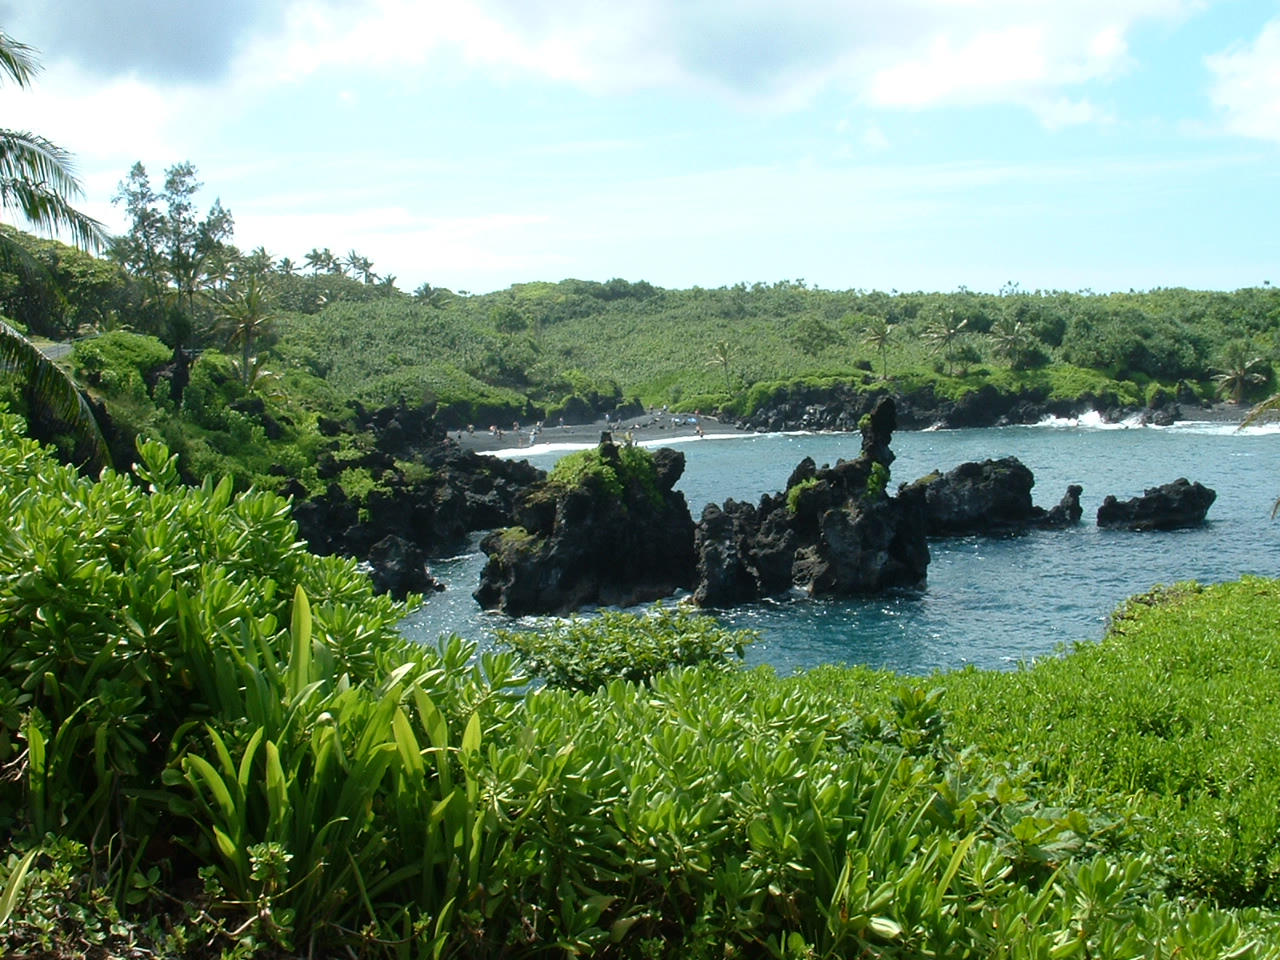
[866,461,890,500]
[547,442,663,507]
[498,605,755,692]
[786,476,819,513]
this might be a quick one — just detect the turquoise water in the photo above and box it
[400,416,1280,675]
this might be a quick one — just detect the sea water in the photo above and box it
[399,417,1280,675]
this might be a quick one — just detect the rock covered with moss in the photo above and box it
[693,397,930,605]
[290,400,542,598]
[474,438,696,615]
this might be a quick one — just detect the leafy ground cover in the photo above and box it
[2,412,1280,957]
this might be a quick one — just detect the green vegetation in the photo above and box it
[866,461,890,500]
[547,442,663,507]
[786,476,819,513]
[3,413,1280,956]
[497,605,753,692]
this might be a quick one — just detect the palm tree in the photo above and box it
[861,317,893,380]
[706,340,733,393]
[1213,340,1268,405]
[0,31,109,471]
[214,275,275,387]
[925,310,969,376]
[988,316,1035,370]
[0,32,105,253]
[343,250,376,284]
[1,319,108,472]
[304,247,335,275]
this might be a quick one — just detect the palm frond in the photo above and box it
[1240,392,1280,429]
[0,130,108,251]
[0,318,109,473]
[0,31,38,88]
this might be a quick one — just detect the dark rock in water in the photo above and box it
[363,535,444,600]
[692,396,929,605]
[1032,485,1083,529]
[474,442,696,615]
[1096,478,1216,531]
[693,500,762,608]
[904,457,1038,536]
[291,401,543,596]
[792,485,930,596]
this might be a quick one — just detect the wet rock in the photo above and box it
[363,535,444,600]
[474,442,696,615]
[1032,485,1084,529]
[693,396,929,605]
[904,457,1038,536]
[1096,478,1216,531]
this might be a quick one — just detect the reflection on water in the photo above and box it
[400,419,1280,675]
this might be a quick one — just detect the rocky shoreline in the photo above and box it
[470,397,1218,616]
[292,393,1233,603]
[453,394,1252,458]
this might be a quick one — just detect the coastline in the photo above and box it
[453,412,743,456]
[453,402,1257,457]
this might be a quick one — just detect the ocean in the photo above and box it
[400,414,1280,675]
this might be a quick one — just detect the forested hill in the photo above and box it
[5,221,1280,491]
[272,278,1280,418]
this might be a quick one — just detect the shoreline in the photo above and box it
[454,413,742,455]
[452,403,1256,457]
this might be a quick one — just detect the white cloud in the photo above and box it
[1207,19,1280,142]
[228,0,1194,120]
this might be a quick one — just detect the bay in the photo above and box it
[399,415,1280,675]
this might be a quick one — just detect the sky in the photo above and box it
[1,0,1279,295]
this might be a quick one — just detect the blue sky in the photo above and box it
[2,0,1279,294]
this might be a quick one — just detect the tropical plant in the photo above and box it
[1213,339,1269,404]
[0,32,105,254]
[112,161,234,344]
[989,315,1037,370]
[0,318,108,471]
[925,310,969,376]
[214,273,275,387]
[861,316,893,380]
[706,338,733,392]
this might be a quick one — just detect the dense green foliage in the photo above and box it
[545,442,663,507]
[8,197,1280,492]
[271,280,1280,417]
[3,414,1280,956]
[497,606,753,692]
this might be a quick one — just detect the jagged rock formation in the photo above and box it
[289,401,542,599]
[692,397,930,606]
[473,441,696,615]
[1034,485,1083,529]
[900,458,1084,536]
[361,535,445,599]
[1096,478,1216,531]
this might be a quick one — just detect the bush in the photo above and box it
[497,605,755,692]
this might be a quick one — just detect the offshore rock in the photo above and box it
[291,401,542,597]
[1032,484,1084,529]
[1096,478,1216,531]
[693,396,929,605]
[904,457,1038,536]
[362,535,445,601]
[473,442,696,615]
